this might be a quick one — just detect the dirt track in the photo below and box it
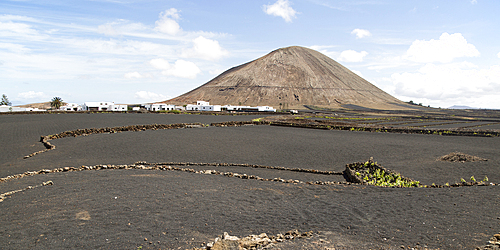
[1,113,499,249]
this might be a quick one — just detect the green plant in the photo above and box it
[470,176,476,182]
[483,176,489,182]
[356,164,420,188]
[460,178,466,183]
[1,94,11,106]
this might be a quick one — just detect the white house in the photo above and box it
[111,104,127,111]
[59,103,82,111]
[256,106,276,112]
[0,105,22,112]
[82,102,127,111]
[186,101,221,112]
[223,105,276,112]
[144,103,176,111]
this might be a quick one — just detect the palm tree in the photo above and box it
[50,97,64,110]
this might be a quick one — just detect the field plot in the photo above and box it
[1,112,500,250]
[0,113,263,176]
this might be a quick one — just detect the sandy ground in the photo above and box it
[1,113,499,249]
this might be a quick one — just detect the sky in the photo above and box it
[1,0,499,109]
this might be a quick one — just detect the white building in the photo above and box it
[144,103,177,111]
[82,102,127,111]
[186,101,221,112]
[0,105,46,112]
[223,105,276,112]
[59,103,82,111]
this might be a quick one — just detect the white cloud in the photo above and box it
[68,38,172,56]
[390,62,500,108]
[150,58,170,70]
[0,42,30,53]
[150,58,201,79]
[471,0,477,4]
[134,91,167,102]
[0,20,48,41]
[182,36,228,61]
[0,21,38,36]
[337,50,368,62]
[405,33,480,63]
[155,8,182,36]
[351,29,371,39]
[18,91,45,100]
[497,52,500,58]
[263,0,298,23]
[124,72,145,79]
[98,20,148,36]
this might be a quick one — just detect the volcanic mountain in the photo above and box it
[165,46,408,110]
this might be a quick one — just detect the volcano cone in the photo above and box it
[166,46,406,109]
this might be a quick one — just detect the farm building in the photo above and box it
[59,103,82,111]
[223,105,276,112]
[82,102,127,111]
[186,101,222,111]
[144,103,176,111]
[0,105,46,112]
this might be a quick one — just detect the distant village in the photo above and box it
[0,101,276,113]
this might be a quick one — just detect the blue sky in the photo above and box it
[1,0,499,109]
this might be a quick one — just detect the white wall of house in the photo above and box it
[145,103,176,111]
[223,105,276,112]
[196,101,210,106]
[0,105,46,112]
[111,104,127,111]
[186,101,221,111]
[60,103,82,111]
[224,105,250,111]
[257,106,276,112]
[0,105,23,112]
[82,102,126,111]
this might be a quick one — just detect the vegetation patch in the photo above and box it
[345,158,421,187]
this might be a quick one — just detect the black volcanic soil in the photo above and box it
[1,113,500,249]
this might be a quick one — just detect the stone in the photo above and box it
[239,233,271,249]
[494,234,500,240]
[210,239,241,250]
[223,232,239,241]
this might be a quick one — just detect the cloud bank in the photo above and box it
[150,58,201,79]
[404,33,479,63]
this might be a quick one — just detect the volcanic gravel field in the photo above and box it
[1,112,500,249]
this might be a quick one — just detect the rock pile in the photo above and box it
[476,232,500,250]
[439,152,488,162]
[194,229,313,250]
